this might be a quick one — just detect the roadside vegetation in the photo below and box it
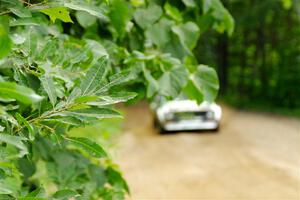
[0,0,233,199]
[196,0,300,117]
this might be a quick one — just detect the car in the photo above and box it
[153,99,222,133]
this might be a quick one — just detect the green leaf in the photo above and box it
[106,167,130,194]
[52,189,79,199]
[74,95,98,104]
[75,11,97,28]
[40,75,57,106]
[0,82,43,104]
[133,4,162,29]
[281,0,292,9]
[87,92,137,106]
[96,70,137,94]
[66,137,108,158]
[190,65,219,102]
[9,17,40,27]
[0,186,13,195]
[158,66,189,98]
[143,66,159,98]
[40,7,73,23]
[202,0,234,35]
[24,27,38,58]
[145,18,173,48]
[80,57,107,95]
[182,0,196,8]
[6,0,31,17]
[164,2,182,22]
[63,107,122,119]
[108,0,131,38]
[172,21,200,50]
[0,18,12,59]
[0,125,4,132]
[184,80,204,104]
[130,0,145,7]
[85,40,108,60]
[42,116,81,126]
[15,113,35,141]
[64,2,108,21]
[25,188,43,197]
[0,134,28,157]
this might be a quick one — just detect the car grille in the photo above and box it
[173,111,211,121]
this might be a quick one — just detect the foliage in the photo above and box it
[197,0,300,110]
[0,0,233,199]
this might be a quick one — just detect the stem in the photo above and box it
[0,11,11,16]
[15,100,77,134]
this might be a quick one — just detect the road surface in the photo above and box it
[116,103,300,200]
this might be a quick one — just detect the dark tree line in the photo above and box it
[196,0,300,109]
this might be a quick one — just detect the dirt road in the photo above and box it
[116,103,300,200]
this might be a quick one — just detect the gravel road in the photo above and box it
[116,103,300,200]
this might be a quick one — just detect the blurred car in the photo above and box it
[153,99,222,133]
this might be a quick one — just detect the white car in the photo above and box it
[153,100,222,133]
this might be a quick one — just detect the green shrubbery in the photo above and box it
[0,0,232,199]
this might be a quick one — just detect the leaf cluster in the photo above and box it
[0,0,233,199]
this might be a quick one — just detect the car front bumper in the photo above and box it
[162,119,219,131]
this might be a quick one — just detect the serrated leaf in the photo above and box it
[64,107,122,119]
[0,134,28,157]
[80,57,107,95]
[0,106,18,126]
[52,189,79,199]
[66,137,108,158]
[15,113,35,141]
[8,4,32,18]
[40,75,57,106]
[4,0,31,17]
[9,17,40,27]
[74,95,98,103]
[0,82,43,104]
[42,117,81,126]
[64,1,108,21]
[96,70,137,94]
[40,7,73,23]
[87,92,137,106]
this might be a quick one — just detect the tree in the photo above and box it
[0,0,233,199]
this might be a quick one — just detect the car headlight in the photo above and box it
[206,111,214,119]
[165,113,174,121]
